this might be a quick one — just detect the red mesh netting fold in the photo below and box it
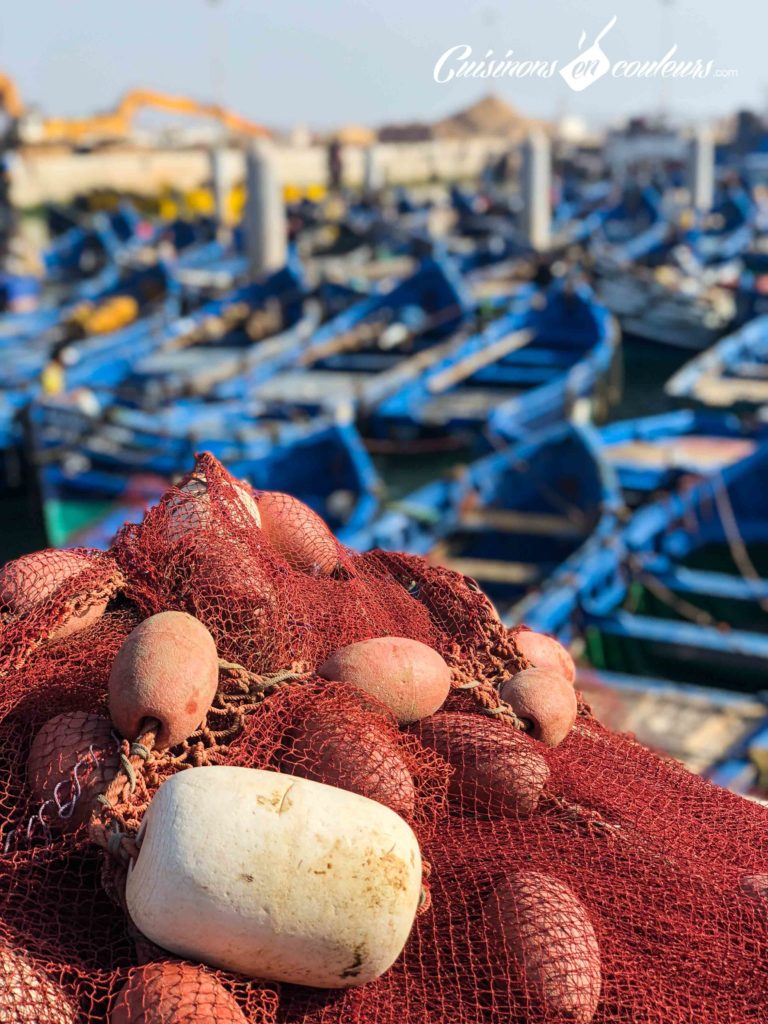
[0,451,765,1023]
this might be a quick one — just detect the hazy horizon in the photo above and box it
[1,0,766,132]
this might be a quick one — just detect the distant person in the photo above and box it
[327,139,343,192]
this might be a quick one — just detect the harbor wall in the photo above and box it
[12,138,512,206]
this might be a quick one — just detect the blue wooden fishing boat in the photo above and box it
[0,222,130,344]
[1,204,171,326]
[22,252,349,417]
[5,240,425,528]
[685,185,755,266]
[34,407,381,547]
[591,185,670,265]
[552,179,614,245]
[449,180,615,256]
[516,437,768,797]
[730,261,768,325]
[371,279,620,448]
[215,256,472,406]
[594,260,737,351]
[0,261,179,392]
[448,186,532,256]
[347,421,622,622]
[6,205,225,327]
[40,210,128,286]
[0,261,181,493]
[666,313,768,410]
[115,255,312,406]
[0,392,28,491]
[597,409,765,506]
[590,185,754,350]
[170,235,246,297]
[241,267,619,452]
[612,440,768,691]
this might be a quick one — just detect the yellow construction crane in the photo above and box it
[38,88,269,144]
[0,73,24,120]
[0,72,268,144]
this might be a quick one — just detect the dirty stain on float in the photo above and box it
[340,944,367,979]
[252,784,295,812]
[363,847,414,906]
[126,765,422,988]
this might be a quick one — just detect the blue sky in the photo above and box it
[0,0,764,129]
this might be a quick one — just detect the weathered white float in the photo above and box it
[126,766,422,988]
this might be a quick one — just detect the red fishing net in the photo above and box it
[0,451,766,1022]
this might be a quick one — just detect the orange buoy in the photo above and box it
[257,491,339,575]
[413,712,549,817]
[27,711,119,831]
[319,636,451,724]
[108,611,219,749]
[499,668,577,747]
[0,549,107,640]
[513,629,576,684]
[486,872,601,1024]
[284,707,415,817]
[164,474,261,544]
[0,946,77,1023]
[111,962,247,1023]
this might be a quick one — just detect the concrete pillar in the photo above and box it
[363,145,383,196]
[209,147,227,230]
[688,127,715,213]
[521,131,551,251]
[244,141,287,278]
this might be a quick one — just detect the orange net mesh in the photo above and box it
[0,452,766,1022]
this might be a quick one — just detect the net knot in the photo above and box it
[88,719,159,859]
[119,753,137,794]
[466,680,527,730]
